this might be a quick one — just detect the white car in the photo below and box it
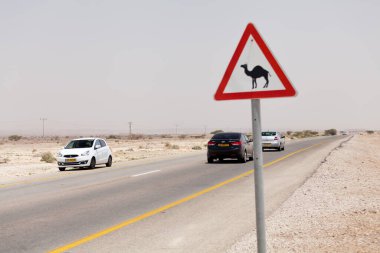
[261,131,285,151]
[57,138,112,171]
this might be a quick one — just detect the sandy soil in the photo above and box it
[227,133,380,253]
[0,135,208,184]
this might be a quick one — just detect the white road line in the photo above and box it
[131,170,161,177]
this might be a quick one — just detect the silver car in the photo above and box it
[261,131,285,151]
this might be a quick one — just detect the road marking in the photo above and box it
[131,170,161,177]
[49,142,324,253]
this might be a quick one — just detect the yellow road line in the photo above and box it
[49,142,323,253]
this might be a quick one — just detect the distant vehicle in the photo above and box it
[262,131,285,151]
[341,131,349,135]
[56,138,112,171]
[207,132,253,163]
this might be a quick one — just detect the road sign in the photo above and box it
[214,23,297,253]
[214,23,296,100]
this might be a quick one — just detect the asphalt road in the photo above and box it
[0,136,344,252]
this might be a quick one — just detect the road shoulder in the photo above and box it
[228,134,380,253]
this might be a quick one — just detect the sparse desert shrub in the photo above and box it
[8,135,22,141]
[40,152,56,163]
[191,135,206,139]
[171,145,180,149]
[129,134,145,140]
[179,134,187,139]
[366,130,374,134]
[302,130,319,137]
[165,142,172,148]
[324,129,337,136]
[160,134,172,138]
[210,130,223,134]
[32,149,37,153]
[107,135,121,139]
[192,146,202,150]
[0,158,10,164]
[286,131,293,136]
[292,131,304,138]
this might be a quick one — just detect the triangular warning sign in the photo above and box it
[215,23,297,100]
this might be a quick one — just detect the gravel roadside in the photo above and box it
[227,134,380,253]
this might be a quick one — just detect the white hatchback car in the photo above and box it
[57,138,112,171]
[261,131,285,151]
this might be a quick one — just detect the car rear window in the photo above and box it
[262,132,277,136]
[212,133,241,140]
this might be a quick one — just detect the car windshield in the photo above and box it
[262,132,277,136]
[212,133,241,140]
[65,140,94,149]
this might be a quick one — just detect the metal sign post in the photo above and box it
[214,23,297,253]
[251,99,266,253]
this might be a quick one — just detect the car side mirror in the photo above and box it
[249,138,253,142]
[95,144,101,149]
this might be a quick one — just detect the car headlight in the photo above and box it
[57,152,63,157]
[81,150,90,156]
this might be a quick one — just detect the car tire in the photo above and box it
[106,156,112,167]
[239,150,247,163]
[249,154,253,161]
[207,157,214,163]
[89,157,96,169]
[58,167,66,171]
[282,145,285,151]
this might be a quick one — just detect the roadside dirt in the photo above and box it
[0,136,208,184]
[228,133,380,253]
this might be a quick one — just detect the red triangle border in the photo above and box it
[214,23,297,100]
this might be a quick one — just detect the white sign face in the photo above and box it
[224,36,285,93]
[214,23,296,101]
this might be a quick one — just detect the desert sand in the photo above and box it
[0,135,208,184]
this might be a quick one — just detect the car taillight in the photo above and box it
[208,141,216,146]
[231,141,241,146]
[274,137,279,140]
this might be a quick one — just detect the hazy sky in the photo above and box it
[0,0,379,136]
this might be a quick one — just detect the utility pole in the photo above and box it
[175,124,178,135]
[40,118,47,138]
[128,122,132,135]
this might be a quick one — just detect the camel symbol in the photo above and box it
[240,64,271,89]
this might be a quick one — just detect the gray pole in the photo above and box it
[251,99,266,253]
[40,118,47,138]
[128,122,132,135]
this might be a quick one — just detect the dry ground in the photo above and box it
[228,133,380,253]
[0,135,208,184]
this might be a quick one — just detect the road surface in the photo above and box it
[0,136,345,252]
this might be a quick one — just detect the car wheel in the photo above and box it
[58,167,66,171]
[89,157,96,169]
[106,156,112,167]
[207,157,214,163]
[249,153,253,161]
[282,145,285,151]
[239,150,247,163]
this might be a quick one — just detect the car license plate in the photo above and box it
[65,158,76,162]
[263,143,271,147]
[218,144,229,147]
